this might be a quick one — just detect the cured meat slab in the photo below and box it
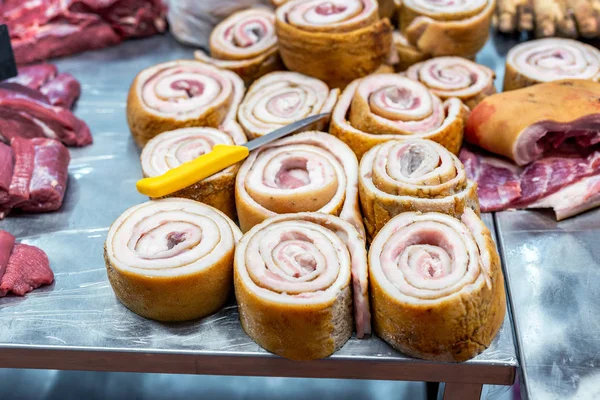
[0,0,167,65]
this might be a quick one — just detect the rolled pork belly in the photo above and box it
[275,0,393,88]
[397,0,494,59]
[405,57,496,109]
[359,139,479,240]
[194,9,283,85]
[234,212,369,360]
[465,79,600,166]
[369,209,506,362]
[127,60,245,147]
[235,131,364,235]
[140,127,247,220]
[104,198,242,321]
[504,38,600,91]
[237,71,339,139]
[330,74,467,159]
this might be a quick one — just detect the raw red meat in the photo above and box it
[40,73,81,108]
[0,243,53,297]
[5,138,70,213]
[459,148,521,212]
[7,64,82,109]
[0,142,13,203]
[0,82,91,146]
[7,64,58,90]
[460,147,600,219]
[0,0,167,65]
[0,231,15,279]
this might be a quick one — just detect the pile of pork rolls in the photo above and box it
[117,0,510,363]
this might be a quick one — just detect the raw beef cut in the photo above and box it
[459,147,600,220]
[0,142,13,203]
[40,73,81,108]
[0,82,91,146]
[0,231,15,279]
[0,243,54,297]
[466,80,600,166]
[7,64,58,90]
[5,138,71,213]
[0,0,167,65]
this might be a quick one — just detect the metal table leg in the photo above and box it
[442,383,483,400]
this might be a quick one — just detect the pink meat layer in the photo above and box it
[0,0,166,65]
[0,83,91,146]
[460,147,600,219]
[40,73,81,108]
[0,244,53,297]
[0,230,15,279]
[0,143,13,203]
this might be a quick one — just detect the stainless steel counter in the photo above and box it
[0,34,516,400]
[496,209,600,400]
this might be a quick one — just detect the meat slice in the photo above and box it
[0,83,92,146]
[20,138,71,212]
[0,142,13,203]
[459,147,522,211]
[465,80,600,166]
[7,138,70,213]
[40,73,81,108]
[0,231,15,279]
[461,146,600,218]
[7,64,58,90]
[528,175,600,220]
[0,244,53,297]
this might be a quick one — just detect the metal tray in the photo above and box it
[0,34,518,399]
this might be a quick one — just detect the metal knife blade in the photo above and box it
[244,113,330,151]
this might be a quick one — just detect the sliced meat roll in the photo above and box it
[235,131,363,236]
[392,30,430,72]
[194,9,284,84]
[504,38,600,91]
[406,57,496,109]
[359,139,479,240]
[237,71,339,139]
[275,0,393,88]
[104,199,242,322]
[140,127,247,220]
[330,74,467,159]
[234,212,369,360]
[369,209,506,362]
[127,60,245,147]
[397,0,494,59]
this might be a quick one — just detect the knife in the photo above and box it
[0,25,17,82]
[136,113,330,198]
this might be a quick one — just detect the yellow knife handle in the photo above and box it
[136,144,249,198]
